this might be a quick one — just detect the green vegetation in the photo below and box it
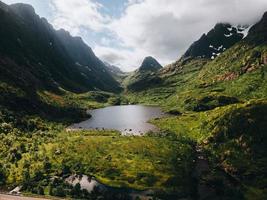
[125,44,267,113]
[0,110,195,199]
[1,2,267,200]
[0,85,195,199]
[152,100,267,199]
[124,29,267,199]
[1,36,266,200]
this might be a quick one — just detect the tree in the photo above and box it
[52,186,66,197]
[71,183,81,197]
[0,164,6,185]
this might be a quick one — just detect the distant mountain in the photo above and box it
[139,56,162,71]
[183,23,249,60]
[104,62,125,76]
[0,2,121,95]
[125,56,162,91]
[103,62,128,83]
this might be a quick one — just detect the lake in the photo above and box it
[70,105,165,135]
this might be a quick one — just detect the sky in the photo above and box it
[2,0,267,71]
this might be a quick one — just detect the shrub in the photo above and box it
[52,186,66,197]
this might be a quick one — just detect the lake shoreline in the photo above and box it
[68,105,166,135]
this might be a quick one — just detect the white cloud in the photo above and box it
[5,0,267,71]
[93,45,147,72]
[109,0,267,70]
[50,0,109,35]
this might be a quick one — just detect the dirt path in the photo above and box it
[0,194,52,200]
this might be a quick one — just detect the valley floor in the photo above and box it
[0,89,267,199]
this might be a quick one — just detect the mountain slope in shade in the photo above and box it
[183,23,249,60]
[56,29,121,92]
[246,12,267,44]
[0,2,121,94]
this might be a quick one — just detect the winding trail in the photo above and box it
[193,145,217,200]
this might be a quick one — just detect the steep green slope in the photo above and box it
[152,100,267,199]
[206,101,267,199]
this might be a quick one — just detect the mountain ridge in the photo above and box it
[182,23,249,60]
[0,2,121,94]
[126,10,267,108]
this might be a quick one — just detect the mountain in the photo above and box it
[125,11,267,110]
[139,56,162,71]
[104,62,123,75]
[125,56,162,91]
[124,24,250,92]
[0,2,120,96]
[127,11,267,107]
[103,62,128,82]
[183,23,249,60]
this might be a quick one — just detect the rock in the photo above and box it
[9,186,22,195]
[55,149,61,155]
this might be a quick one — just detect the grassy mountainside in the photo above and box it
[152,100,267,199]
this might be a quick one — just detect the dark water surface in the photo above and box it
[71,105,165,135]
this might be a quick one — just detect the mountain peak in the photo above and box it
[182,23,247,60]
[10,3,36,16]
[139,56,162,71]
